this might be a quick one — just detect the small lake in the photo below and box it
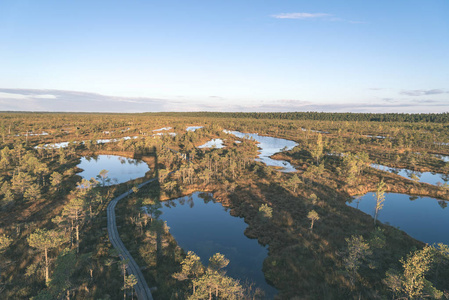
[371,163,449,186]
[77,155,150,185]
[223,130,298,172]
[159,192,277,297]
[198,138,225,149]
[347,193,449,245]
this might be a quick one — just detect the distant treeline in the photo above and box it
[150,112,449,123]
[2,111,449,123]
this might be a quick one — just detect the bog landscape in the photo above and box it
[1,1,449,299]
[0,112,448,299]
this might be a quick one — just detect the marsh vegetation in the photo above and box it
[0,112,448,299]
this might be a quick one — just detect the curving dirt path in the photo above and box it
[107,179,156,300]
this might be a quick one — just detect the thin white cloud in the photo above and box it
[243,98,449,113]
[400,89,447,96]
[0,91,57,100]
[32,94,57,99]
[272,12,365,24]
[0,92,28,99]
[0,88,177,112]
[0,88,448,113]
[271,12,331,19]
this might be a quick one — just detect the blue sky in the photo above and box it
[0,0,448,112]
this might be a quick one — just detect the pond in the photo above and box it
[159,192,277,297]
[347,193,449,245]
[223,130,298,172]
[186,126,203,132]
[371,163,449,186]
[27,131,49,136]
[152,127,176,136]
[435,154,449,163]
[198,138,225,149]
[95,136,138,144]
[153,127,172,132]
[77,155,150,185]
[37,136,138,149]
[365,135,386,139]
[42,141,70,149]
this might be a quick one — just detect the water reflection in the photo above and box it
[186,126,204,132]
[435,154,449,163]
[365,135,386,139]
[371,163,448,186]
[198,139,225,149]
[37,136,138,149]
[157,192,277,297]
[77,155,150,185]
[223,130,298,172]
[347,193,449,245]
[153,127,172,132]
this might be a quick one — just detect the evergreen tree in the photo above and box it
[307,210,320,232]
[28,229,66,285]
[0,234,12,282]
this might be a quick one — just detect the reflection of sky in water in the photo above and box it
[435,154,449,163]
[154,132,177,136]
[77,155,150,184]
[347,193,449,245]
[153,127,172,131]
[365,135,386,139]
[224,130,298,172]
[371,163,449,185]
[198,139,225,149]
[186,126,203,132]
[36,136,138,149]
[158,192,277,297]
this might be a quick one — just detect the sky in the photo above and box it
[0,0,448,113]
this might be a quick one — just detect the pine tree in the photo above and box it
[62,197,85,253]
[28,229,66,285]
[343,235,372,288]
[307,210,320,232]
[173,251,205,294]
[0,234,12,281]
[50,172,63,191]
[123,274,138,299]
[311,133,324,165]
[384,246,442,299]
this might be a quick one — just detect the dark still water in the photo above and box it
[347,193,449,245]
[159,192,277,297]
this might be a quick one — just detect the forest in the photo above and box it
[0,112,448,299]
[150,112,449,123]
